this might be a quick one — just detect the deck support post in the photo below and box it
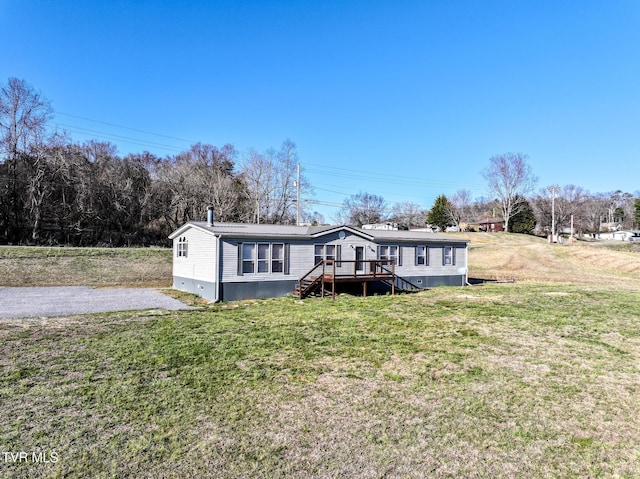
[392,262,395,296]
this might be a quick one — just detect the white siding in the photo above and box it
[172,227,217,282]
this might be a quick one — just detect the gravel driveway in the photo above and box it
[0,286,192,319]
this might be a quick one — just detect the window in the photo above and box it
[415,245,427,265]
[242,243,255,273]
[239,242,288,275]
[177,237,188,257]
[314,244,340,265]
[257,243,270,273]
[378,245,401,266]
[271,243,284,273]
[443,246,455,266]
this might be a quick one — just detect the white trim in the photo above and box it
[310,225,374,241]
[169,222,218,240]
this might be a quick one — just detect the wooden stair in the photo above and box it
[294,259,422,300]
[293,276,326,298]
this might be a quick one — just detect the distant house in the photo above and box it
[598,230,640,241]
[169,212,470,302]
[478,217,505,232]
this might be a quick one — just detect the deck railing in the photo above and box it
[322,259,395,278]
[297,259,398,299]
[322,259,396,299]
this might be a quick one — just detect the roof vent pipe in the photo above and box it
[207,206,214,227]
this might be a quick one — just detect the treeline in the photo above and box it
[0,138,310,246]
[337,153,639,236]
[2,78,638,246]
[0,78,317,246]
[427,188,640,235]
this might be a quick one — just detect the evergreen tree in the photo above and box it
[427,194,452,232]
[508,196,536,234]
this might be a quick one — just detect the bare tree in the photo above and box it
[447,189,472,231]
[0,78,52,160]
[340,192,387,226]
[602,190,634,229]
[481,153,537,233]
[532,185,589,236]
[303,210,325,225]
[389,201,426,229]
[240,140,310,224]
[581,193,608,234]
[241,148,277,223]
[156,143,244,231]
[0,78,53,241]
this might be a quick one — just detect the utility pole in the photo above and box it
[296,162,301,226]
[548,185,560,243]
[570,214,574,245]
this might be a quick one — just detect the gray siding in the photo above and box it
[220,232,467,283]
[171,223,469,301]
[220,280,298,301]
[394,244,467,277]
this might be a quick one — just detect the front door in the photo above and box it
[355,246,364,273]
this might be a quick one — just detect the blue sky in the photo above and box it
[2,0,639,221]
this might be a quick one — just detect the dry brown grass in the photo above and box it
[447,232,640,288]
[0,246,172,287]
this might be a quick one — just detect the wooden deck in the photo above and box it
[296,260,397,299]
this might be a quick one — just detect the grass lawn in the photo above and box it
[0,246,172,287]
[2,282,639,478]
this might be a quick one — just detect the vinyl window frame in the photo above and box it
[443,246,456,266]
[176,237,188,258]
[314,244,341,266]
[377,245,402,266]
[415,245,428,266]
[238,242,289,275]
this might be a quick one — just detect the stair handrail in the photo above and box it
[298,261,326,299]
[390,274,422,292]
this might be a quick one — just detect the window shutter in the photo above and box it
[284,243,290,275]
[453,246,456,266]
[415,246,419,266]
[237,242,243,276]
[397,246,402,266]
[426,246,430,266]
[336,244,342,267]
[442,247,446,266]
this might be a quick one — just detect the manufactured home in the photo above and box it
[169,214,470,302]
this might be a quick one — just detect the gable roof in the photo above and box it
[169,222,469,244]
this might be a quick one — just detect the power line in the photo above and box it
[306,165,483,190]
[303,199,344,208]
[313,183,432,203]
[56,111,197,144]
[55,123,187,153]
[306,162,483,188]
